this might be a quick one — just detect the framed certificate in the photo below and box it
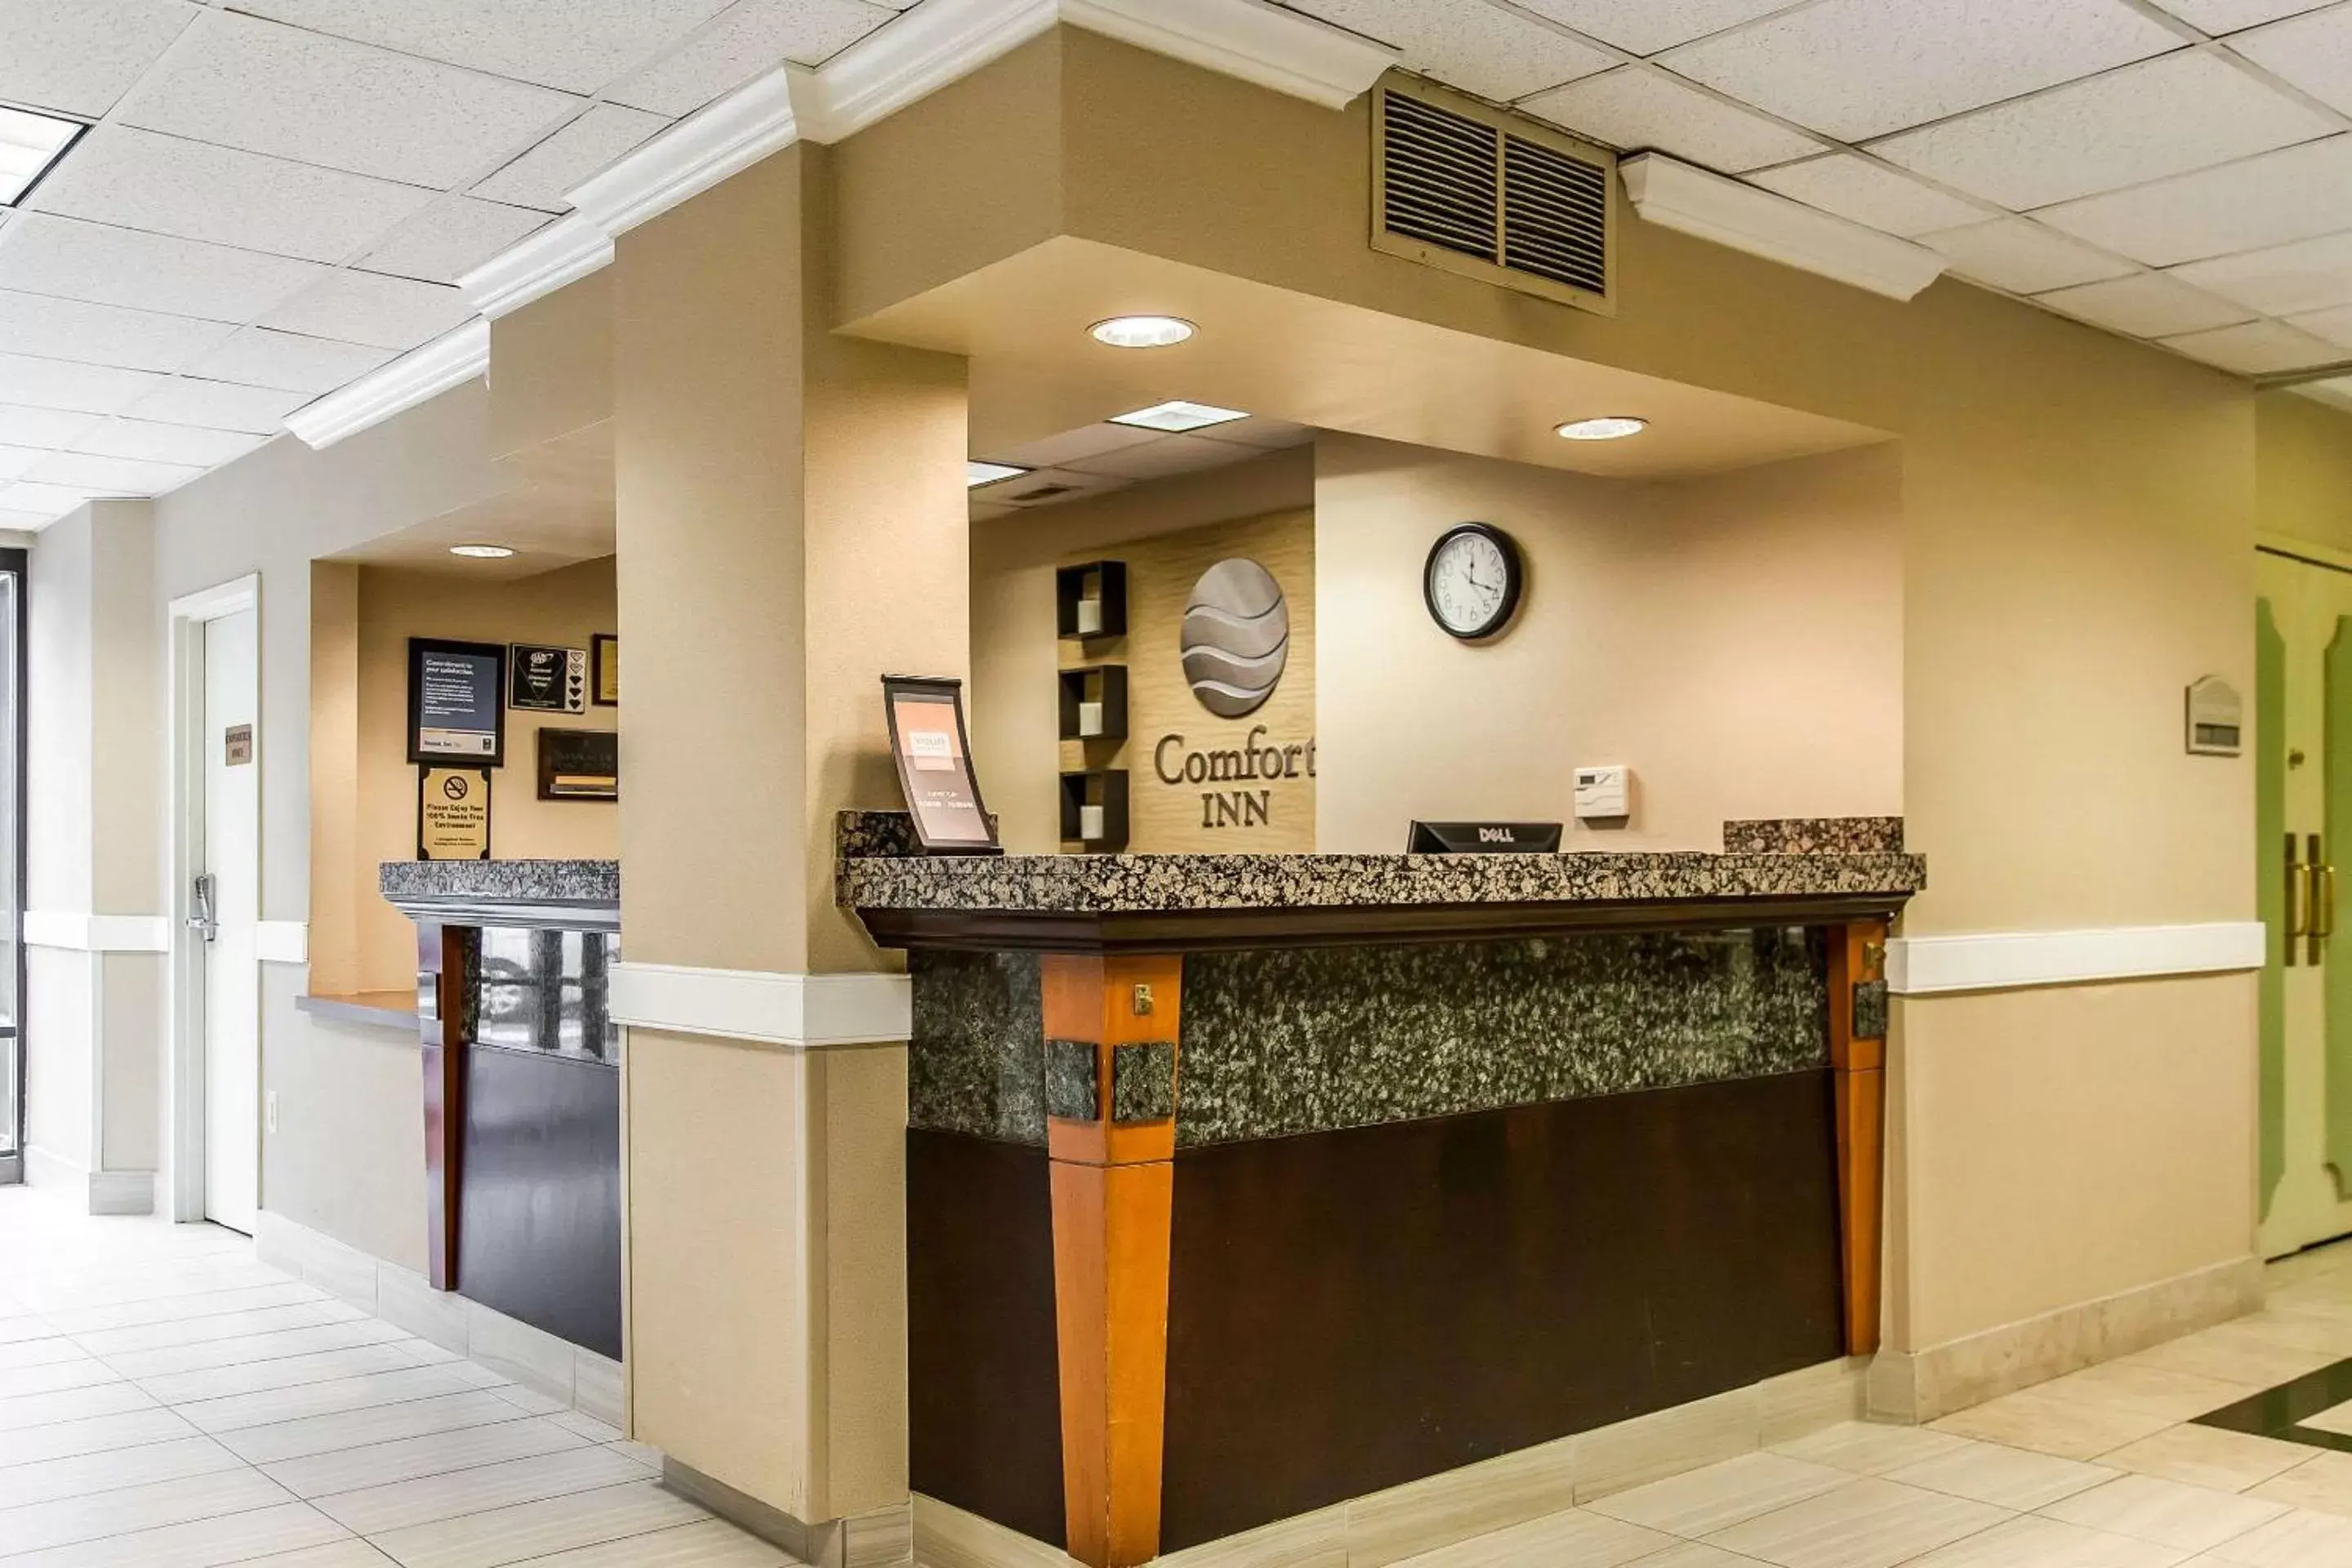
[537,728,617,801]
[882,674,998,853]
[408,638,506,765]
[590,634,618,706]
[510,644,587,713]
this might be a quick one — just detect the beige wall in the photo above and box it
[1315,434,1902,852]
[2258,392,2352,555]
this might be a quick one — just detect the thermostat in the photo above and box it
[1574,765,1628,820]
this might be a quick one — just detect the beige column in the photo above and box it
[611,141,968,1544]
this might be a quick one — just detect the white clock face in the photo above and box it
[1429,528,1512,637]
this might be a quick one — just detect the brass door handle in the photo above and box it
[2312,834,2332,965]
[2288,832,2310,965]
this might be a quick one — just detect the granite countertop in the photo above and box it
[379,859,620,931]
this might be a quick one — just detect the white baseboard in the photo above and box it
[608,963,911,1049]
[1888,922,2265,996]
[255,922,309,965]
[23,912,169,952]
[22,1147,154,1214]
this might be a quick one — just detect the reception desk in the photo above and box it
[842,813,1923,1568]
[379,859,622,1361]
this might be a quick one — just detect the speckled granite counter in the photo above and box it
[380,858,619,931]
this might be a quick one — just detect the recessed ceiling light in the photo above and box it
[0,104,83,206]
[1089,315,1196,350]
[449,543,515,559]
[967,460,1028,488]
[1556,416,1648,441]
[1109,400,1248,433]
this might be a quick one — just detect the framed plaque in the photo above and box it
[510,644,587,713]
[417,766,492,859]
[408,638,506,765]
[883,674,999,853]
[590,634,618,706]
[537,728,618,801]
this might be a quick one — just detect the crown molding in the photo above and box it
[1620,154,1947,304]
[569,64,803,238]
[2296,375,2352,413]
[286,318,488,449]
[461,215,614,321]
[1062,0,1396,111]
[812,0,1056,141]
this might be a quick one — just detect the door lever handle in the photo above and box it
[2312,835,2332,966]
[188,872,217,944]
[2288,832,2310,965]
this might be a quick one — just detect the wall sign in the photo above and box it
[510,644,587,713]
[591,634,619,706]
[408,638,506,765]
[884,674,998,853]
[224,724,253,767]
[2186,674,2243,757]
[417,766,492,859]
[1180,559,1288,718]
[1153,724,1316,829]
[537,728,617,801]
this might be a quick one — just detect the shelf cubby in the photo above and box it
[1056,560,1128,641]
[1058,665,1129,742]
[1058,769,1130,853]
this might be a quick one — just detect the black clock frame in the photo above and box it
[1423,522,1523,641]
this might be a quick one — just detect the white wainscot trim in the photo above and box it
[23,911,169,952]
[255,922,310,965]
[1887,922,2266,996]
[608,963,912,1049]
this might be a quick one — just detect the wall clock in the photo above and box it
[1423,523,1522,641]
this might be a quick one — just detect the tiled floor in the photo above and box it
[0,1184,793,1567]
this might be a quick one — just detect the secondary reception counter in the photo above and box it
[842,812,1923,1568]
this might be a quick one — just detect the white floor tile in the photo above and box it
[2043,1475,2291,1554]
[138,1346,431,1406]
[311,1445,653,1535]
[1773,1423,1972,1477]
[216,1392,543,1467]
[1702,1476,2011,1568]
[364,1478,708,1568]
[74,1305,354,1357]
[1887,1443,2120,1512]
[0,1434,246,1509]
[260,1419,587,1499]
[0,1361,123,1401]
[0,1342,96,1373]
[1395,1506,1673,1566]
[179,1368,503,1435]
[0,1499,350,1567]
[105,1323,413,1381]
[2204,1505,2352,1565]
[0,1409,200,1468]
[1590,1452,1853,1537]
[1904,1513,2194,1566]
[0,1466,292,1554]
[483,1519,797,1566]
[0,1383,158,1434]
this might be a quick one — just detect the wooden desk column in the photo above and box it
[1042,953,1182,1568]
[1829,921,1890,1356]
[416,922,479,1292]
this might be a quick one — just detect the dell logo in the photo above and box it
[1478,826,1517,844]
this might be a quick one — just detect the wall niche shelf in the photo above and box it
[1058,665,1129,742]
[1056,560,1128,641]
[1059,769,1130,853]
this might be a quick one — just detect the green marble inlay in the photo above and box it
[1111,1042,1176,1123]
[1045,1040,1099,1123]
[1175,929,1829,1147]
[907,950,1045,1143]
[1852,979,1889,1042]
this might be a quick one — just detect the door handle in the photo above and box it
[2288,832,2310,966]
[188,872,217,944]
[2311,834,2335,966]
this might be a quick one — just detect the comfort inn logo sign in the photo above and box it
[1157,557,1313,831]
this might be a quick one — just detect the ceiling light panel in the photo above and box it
[0,351,159,414]
[2231,4,2352,115]
[612,0,899,117]
[228,0,734,95]
[1276,0,1612,102]
[360,194,551,284]
[1750,153,1991,236]
[1109,400,1250,432]
[2036,272,2255,336]
[2038,134,2352,265]
[0,104,80,206]
[0,213,328,323]
[1660,0,2183,142]
[472,103,670,213]
[125,377,309,435]
[2163,318,2343,371]
[966,460,1027,487]
[189,327,394,395]
[258,271,476,353]
[1521,67,1824,174]
[1919,217,2135,293]
[25,124,433,264]
[116,11,580,190]
[0,0,194,119]
[1512,0,1803,56]
[1869,51,2334,211]
[0,289,234,374]
[2171,230,2352,316]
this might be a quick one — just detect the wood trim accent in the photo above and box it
[1828,920,1887,1357]
[1041,953,1181,1568]
[418,922,477,1292]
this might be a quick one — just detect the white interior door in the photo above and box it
[200,608,259,1233]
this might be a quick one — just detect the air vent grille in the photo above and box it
[1371,82,1615,315]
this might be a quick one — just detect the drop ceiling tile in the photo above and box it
[993,467,1125,506]
[2293,301,2352,346]
[2233,4,2352,114]
[2036,272,2255,335]
[1750,154,1991,237]
[991,424,1161,470]
[0,446,48,482]
[0,0,195,118]
[2163,317,2342,369]
[0,481,99,516]
[472,103,668,212]
[24,125,433,265]
[119,11,579,189]
[0,214,327,323]
[188,327,392,394]
[612,0,898,115]
[126,376,308,434]
[1660,0,2184,140]
[2146,0,2335,32]
[72,416,264,467]
[26,450,201,494]
[0,510,51,532]
[225,0,733,94]
[1064,433,1260,480]
[2039,133,2352,264]
[1919,217,2136,292]
[2171,230,2352,314]
[1511,0,1802,56]
[359,196,551,284]
[1279,0,1612,101]
[0,353,161,414]
[0,403,96,447]
[258,272,474,352]
[0,290,235,374]
[1521,66,1824,173]
[1870,51,2332,209]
